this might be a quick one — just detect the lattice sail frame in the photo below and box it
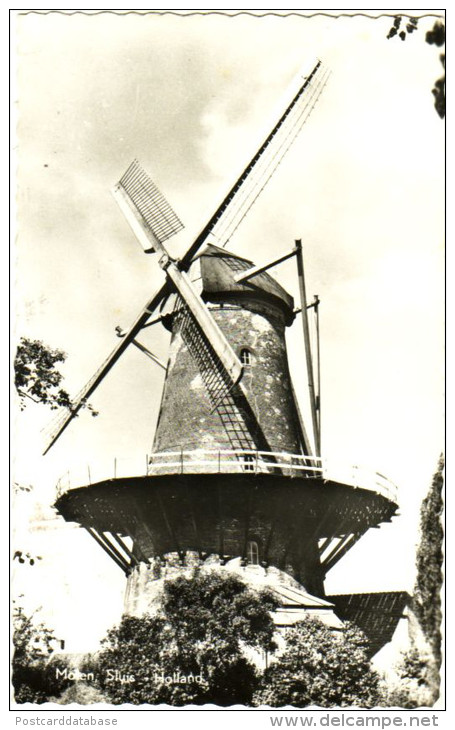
[119,159,184,247]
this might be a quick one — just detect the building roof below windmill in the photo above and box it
[268,583,344,630]
[327,591,410,657]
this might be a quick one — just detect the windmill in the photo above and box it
[46,60,398,621]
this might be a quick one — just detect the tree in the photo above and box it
[88,570,278,706]
[425,21,445,119]
[254,617,383,708]
[413,455,444,664]
[14,338,72,410]
[386,16,445,118]
[386,15,419,41]
[12,603,72,703]
[394,454,445,708]
[14,337,97,415]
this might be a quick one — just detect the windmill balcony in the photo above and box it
[55,449,398,505]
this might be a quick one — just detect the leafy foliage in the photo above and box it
[386,647,433,708]
[391,455,445,708]
[385,457,444,708]
[14,337,98,415]
[387,16,419,41]
[13,550,42,567]
[386,16,445,118]
[89,571,278,706]
[425,22,445,119]
[14,338,72,410]
[425,21,445,47]
[254,617,383,708]
[12,604,72,704]
[413,455,444,663]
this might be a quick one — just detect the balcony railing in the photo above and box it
[55,449,398,504]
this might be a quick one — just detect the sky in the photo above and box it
[12,10,445,653]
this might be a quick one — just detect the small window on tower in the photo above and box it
[243,454,255,472]
[240,348,252,366]
[247,541,259,565]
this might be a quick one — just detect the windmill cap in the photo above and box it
[188,243,295,324]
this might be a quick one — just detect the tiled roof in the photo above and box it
[271,583,335,609]
[269,584,344,630]
[327,591,410,657]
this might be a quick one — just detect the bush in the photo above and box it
[12,605,73,703]
[254,617,384,708]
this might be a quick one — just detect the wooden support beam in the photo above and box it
[319,509,353,552]
[100,531,133,571]
[320,535,348,567]
[115,326,167,369]
[317,506,358,563]
[316,519,339,553]
[313,294,321,453]
[233,247,299,284]
[85,527,128,573]
[141,314,166,329]
[131,340,167,370]
[295,239,320,456]
[323,532,365,573]
[110,532,140,567]
[318,535,336,556]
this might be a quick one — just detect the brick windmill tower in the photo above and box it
[45,61,398,627]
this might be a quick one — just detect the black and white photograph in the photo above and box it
[11,9,445,711]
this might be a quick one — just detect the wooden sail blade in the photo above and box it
[117,159,184,251]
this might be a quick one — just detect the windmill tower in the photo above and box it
[46,61,398,625]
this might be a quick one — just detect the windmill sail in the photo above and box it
[118,160,184,251]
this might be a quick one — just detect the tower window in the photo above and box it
[240,348,252,366]
[247,541,259,565]
[243,454,255,472]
